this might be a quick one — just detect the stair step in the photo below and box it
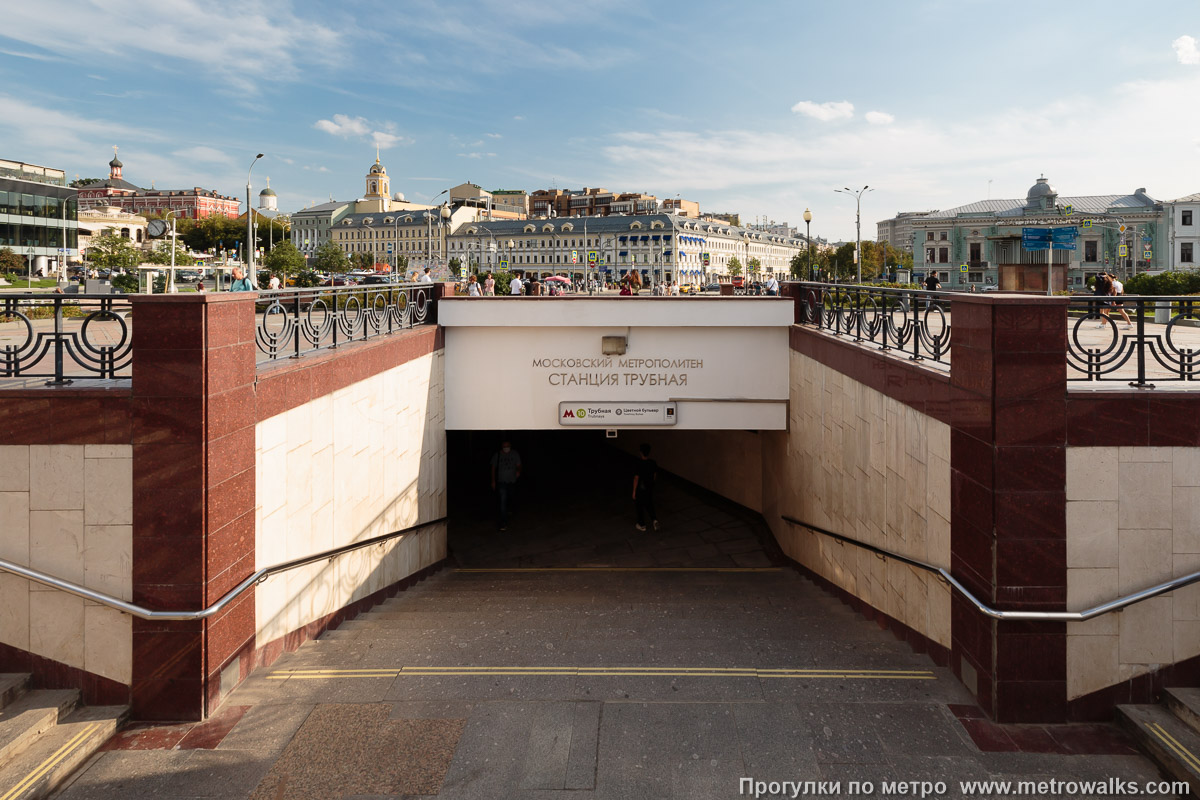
[0,676,30,713]
[0,705,125,800]
[1166,688,1200,737]
[1117,704,1200,796]
[0,690,79,769]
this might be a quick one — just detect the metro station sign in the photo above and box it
[558,402,677,426]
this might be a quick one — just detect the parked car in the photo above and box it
[702,282,721,293]
[360,275,394,285]
[321,276,357,287]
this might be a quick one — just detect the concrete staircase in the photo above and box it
[0,674,126,800]
[1119,689,1200,796]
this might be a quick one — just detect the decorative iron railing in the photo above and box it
[791,282,952,363]
[1066,295,1200,387]
[0,293,133,384]
[255,282,436,361]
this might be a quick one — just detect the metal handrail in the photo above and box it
[0,517,446,621]
[782,515,1200,621]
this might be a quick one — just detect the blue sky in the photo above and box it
[1,0,1198,241]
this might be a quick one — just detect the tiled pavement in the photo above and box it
[54,452,1177,799]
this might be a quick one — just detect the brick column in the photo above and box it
[129,293,257,720]
[949,294,1068,723]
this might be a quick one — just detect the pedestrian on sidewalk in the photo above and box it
[229,266,252,292]
[1107,272,1133,329]
[490,439,522,531]
[467,274,481,296]
[484,272,495,296]
[632,443,659,532]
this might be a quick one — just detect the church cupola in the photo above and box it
[109,145,123,180]
[364,150,389,200]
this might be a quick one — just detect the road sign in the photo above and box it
[1119,224,1127,233]
[1082,220,1092,229]
[500,259,509,269]
[1022,227,1051,251]
[1063,205,1074,217]
[571,250,578,264]
[702,252,711,266]
[1119,245,1128,257]
[1051,227,1078,250]
[387,244,393,253]
[1144,249,1152,259]
[959,263,968,272]
[587,251,598,263]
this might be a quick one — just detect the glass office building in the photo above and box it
[0,159,79,273]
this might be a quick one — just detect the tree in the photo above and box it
[0,247,23,275]
[448,257,461,273]
[727,256,743,277]
[86,231,141,271]
[350,252,374,271]
[263,241,305,277]
[789,252,807,279]
[69,177,102,188]
[312,241,349,274]
[747,257,762,274]
[394,254,408,273]
[142,241,195,266]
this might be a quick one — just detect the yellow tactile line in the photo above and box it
[0,721,104,800]
[456,567,783,573]
[268,666,935,681]
[1147,721,1200,773]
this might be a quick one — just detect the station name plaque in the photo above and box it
[558,402,677,427]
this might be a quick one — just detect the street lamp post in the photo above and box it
[246,153,264,287]
[165,210,179,292]
[834,185,872,284]
[803,208,813,280]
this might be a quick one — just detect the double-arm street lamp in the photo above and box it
[834,185,872,284]
[246,153,264,287]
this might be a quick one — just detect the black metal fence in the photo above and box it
[1067,295,1200,387]
[791,282,952,363]
[255,283,436,361]
[0,293,133,384]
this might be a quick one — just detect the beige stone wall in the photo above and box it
[1066,446,1200,700]
[0,444,132,685]
[614,430,763,513]
[254,352,447,647]
[763,351,952,648]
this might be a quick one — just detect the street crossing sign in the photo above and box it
[571,250,578,264]
[959,263,968,272]
[587,251,598,263]
[1063,205,1074,217]
[1082,220,1092,229]
[1119,245,1128,257]
[500,259,509,269]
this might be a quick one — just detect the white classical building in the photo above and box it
[1168,193,1200,270]
[445,213,805,284]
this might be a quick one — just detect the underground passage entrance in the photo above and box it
[445,430,782,570]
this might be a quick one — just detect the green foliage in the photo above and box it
[747,257,762,272]
[110,273,139,293]
[178,215,246,254]
[1124,271,1200,296]
[0,248,23,274]
[449,257,461,272]
[350,251,375,271]
[142,241,195,266]
[312,241,349,274]
[69,177,102,188]
[395,254,408,272]
[86,232,141,271]
[293,270,321,288]
[489,270,515,293]
[263,241,305,276]
[727,256,742,276]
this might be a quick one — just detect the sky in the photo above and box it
[1,0,1198,241]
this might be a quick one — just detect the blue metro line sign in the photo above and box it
[1022,226,1078,251]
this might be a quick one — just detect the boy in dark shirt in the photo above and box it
[632,443,658,531]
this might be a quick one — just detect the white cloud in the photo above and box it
[172,145,233,164]
[457,152,496,159]
[790,100,854,122]
[1174,35,1200,65]
[314,114,371,137]
[513,115,525,121]
[314,115,408,150]
[485,132,503,139]
[865,111,895,125]
[0,1,343,93]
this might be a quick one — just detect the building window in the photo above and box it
[1084,240,1098,262]
[939,231,948,241]
[968,272,983,283]
[1184,210,1193,226]
[938,247,949,263]
[926,248,935,263]
[926,232,934,241]
[969,242,981,261]
[1183,242,1195,263]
